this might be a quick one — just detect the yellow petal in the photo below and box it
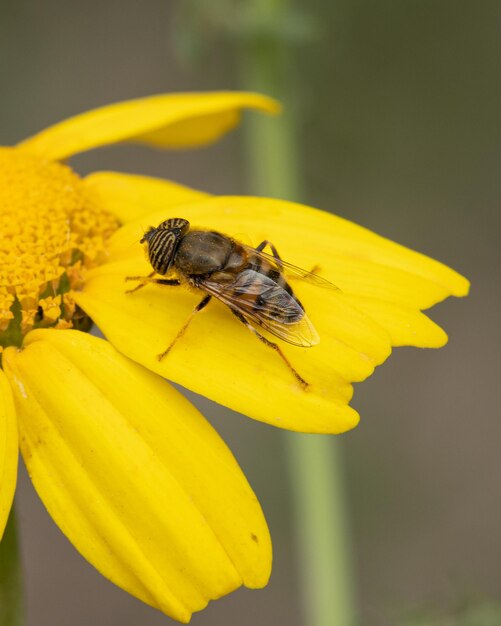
[84,171,208,224]
[76,195,467,433]
[106,195,470,306]
[18,92,280,161]
[342,295,448,347]
[0,370,18,540]
[76,256,378,433]
[92,175,466,307]
[3,330,270,622]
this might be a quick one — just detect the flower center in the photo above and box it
[0,147,119,349]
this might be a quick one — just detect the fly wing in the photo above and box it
[201,269,320,347]
[242,246,340,291]
[256,308,320,347]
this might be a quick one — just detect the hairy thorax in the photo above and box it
[175,231,245,277]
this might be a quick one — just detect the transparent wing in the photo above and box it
[242,245,340,291]
[256,308,319,347]
[201,269,320,347]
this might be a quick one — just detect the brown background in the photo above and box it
[1,0,500,624]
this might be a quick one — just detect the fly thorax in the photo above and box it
[175,231,233,275]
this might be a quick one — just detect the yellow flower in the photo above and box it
[0,92,468,622]
[0,92,279,623]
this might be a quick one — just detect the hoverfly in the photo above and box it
[126,218,334,388]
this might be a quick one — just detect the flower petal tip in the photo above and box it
[457,275,470,298]
[18,91,282,161]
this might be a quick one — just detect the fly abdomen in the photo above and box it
[232,268,304,324]
[262,289,304,324]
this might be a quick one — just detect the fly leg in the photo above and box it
[256,240,283,269]
[157,295,212,361]
[256,240,323,278]
[125,273,181,294]
[229,308,309,389]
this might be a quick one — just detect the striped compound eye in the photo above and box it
[158,218,190,232]
[141,218,190,275]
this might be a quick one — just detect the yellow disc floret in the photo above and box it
[0,147,118,348]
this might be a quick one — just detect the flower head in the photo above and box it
[0,92,468,622]
[0,148,118,341]
[0,92,279,623]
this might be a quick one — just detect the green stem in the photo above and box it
[237,6,358,626]
[0,508,24,626]
[286,436,356,626]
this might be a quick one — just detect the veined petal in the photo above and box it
[342,295,448,347]
[3,330,270,622]
[76,196,467,433]
[76,254,381,433]
[91,174,466,308]
[18,92,280,161]
[0,370,18,540]
[86,172,468,309]
[105,195,470,307]
[84,171,208,224]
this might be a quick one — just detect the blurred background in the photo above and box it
[1,0,500,624]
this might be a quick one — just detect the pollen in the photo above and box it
[0,147,119,348]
